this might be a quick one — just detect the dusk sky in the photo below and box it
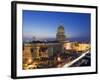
[23,10,90,41]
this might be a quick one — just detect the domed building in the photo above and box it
[56,25,66,42]
[23,25,67,69]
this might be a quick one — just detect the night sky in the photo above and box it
[23,10,90,41]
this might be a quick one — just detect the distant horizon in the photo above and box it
[23,10,90,42]
[23,37,90,43]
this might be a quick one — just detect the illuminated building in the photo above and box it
[23,25,90,67]
[56,25,66,42]
[73,43,90,52]
[23,43,33,64]
[23,25,66,62]
[63,42,90,52]
[30,41,62,59]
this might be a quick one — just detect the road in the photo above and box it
[62,50,90,68]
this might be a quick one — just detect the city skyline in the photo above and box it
[23,10,90,41]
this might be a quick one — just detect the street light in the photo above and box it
[57,57,61,62]
[28,58,32,64]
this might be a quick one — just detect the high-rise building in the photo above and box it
[56,25,66,42]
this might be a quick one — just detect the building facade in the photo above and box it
[23,25,90,66]
[23,25,66,64]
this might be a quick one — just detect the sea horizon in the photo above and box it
[23,37,90,43]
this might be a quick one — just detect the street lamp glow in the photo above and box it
[57,57,61,62]
[28,58,32,64]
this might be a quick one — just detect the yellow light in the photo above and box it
[57,57,61,62]
[28,58,32,64]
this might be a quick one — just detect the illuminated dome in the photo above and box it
[56,25,66,42]
[58,25,64,29]
[57,25,64,33]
